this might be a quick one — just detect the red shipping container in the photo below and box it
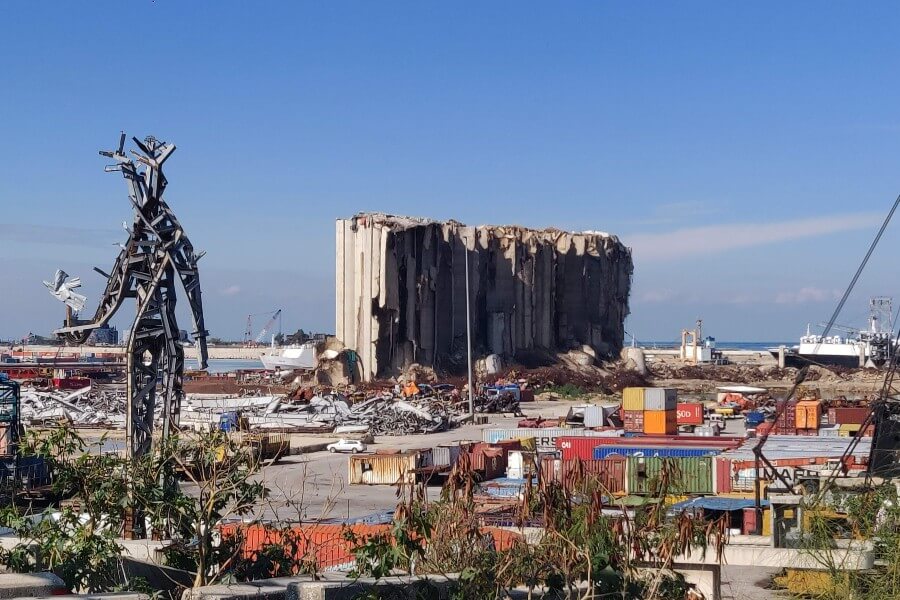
[714,457,733,494]
[676,403,704,425]
[742,507,759,535]
[556,436,602,461]
[623,410,644,432]
[540,456,626,493]
[776,400,797,428]
[827,407,870,425]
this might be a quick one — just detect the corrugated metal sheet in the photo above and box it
[540,456,626,493]
[719,436,870,462]
[676,402,704,425]
[593,446,720,459]
[349,452,426,485]
[669,496,769,513]
[627,456,713,495]
[622,387,645,411]
[644,388,677,411]
[220,523,522,570]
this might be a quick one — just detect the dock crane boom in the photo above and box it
[254,309,282,345]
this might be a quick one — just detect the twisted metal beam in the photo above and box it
[55,132,209,460]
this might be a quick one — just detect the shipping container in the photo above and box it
[644,388,677,411]
[591,435,742,447]
[818,425,840,438]
[776,400,797,428]
[432,442,476,468]
[556,434,737,461]
[540,456,627,493]
[482,427,602,450]
[622,387,646,411]
[469,444,507,480]
[795,400,822,429]
[627,456,713,495]
[623,410,644,432]
[349,450,431,485]
[827,407,870,426]
[714,457,732,494]
[676,402,704,425]
[643,410,677,435]
[594,446,719,459]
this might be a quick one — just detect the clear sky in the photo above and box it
[3,2,900,343]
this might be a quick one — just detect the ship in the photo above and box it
[770,297,896,368]
[259,342,318,371]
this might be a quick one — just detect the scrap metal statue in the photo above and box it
[54,132,209,461]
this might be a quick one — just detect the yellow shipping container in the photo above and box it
[517,437,536,451]
[643,410,677,435]
[839,423,862,437]
[622,387,645,411]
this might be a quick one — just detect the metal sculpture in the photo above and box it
[55,132,209,461]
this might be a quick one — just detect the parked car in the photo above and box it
[327,439,367,454]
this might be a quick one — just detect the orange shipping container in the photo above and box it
[795,400,822,430]
[643,410,677,435]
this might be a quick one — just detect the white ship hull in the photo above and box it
[259,343,318,371]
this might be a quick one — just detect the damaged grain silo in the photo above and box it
[336,213,633,381]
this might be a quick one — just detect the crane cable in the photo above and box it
[757,193,900,504]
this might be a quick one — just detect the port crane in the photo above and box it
[243,309,282,346]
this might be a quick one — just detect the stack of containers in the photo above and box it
[795,399,822,436]
[643,388,678,435]
[622,387,645,433]
[827,406,875,437]
[775,399,797,434]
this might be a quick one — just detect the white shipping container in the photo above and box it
[644,388,677,411]
[483,427,601,450]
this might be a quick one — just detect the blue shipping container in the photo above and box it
[593,446,720,459]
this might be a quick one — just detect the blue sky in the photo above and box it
[3,2,900,342]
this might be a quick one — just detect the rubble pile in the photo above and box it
[20,385,126,427]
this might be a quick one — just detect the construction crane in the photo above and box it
[243,309,282,347]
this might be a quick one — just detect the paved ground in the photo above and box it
[254,399,748,520]
[720,566,786,600]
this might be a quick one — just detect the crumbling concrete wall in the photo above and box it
[336,213,632,381]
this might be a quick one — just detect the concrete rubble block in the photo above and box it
[336,213,633,381]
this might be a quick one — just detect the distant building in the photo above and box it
[86,324,118,346]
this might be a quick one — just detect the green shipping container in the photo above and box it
[626,456,713,495]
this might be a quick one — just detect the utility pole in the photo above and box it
[464,236,474,419]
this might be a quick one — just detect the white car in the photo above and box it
[327,439,367,454]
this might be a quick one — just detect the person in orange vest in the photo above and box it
[402,381,420,397]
